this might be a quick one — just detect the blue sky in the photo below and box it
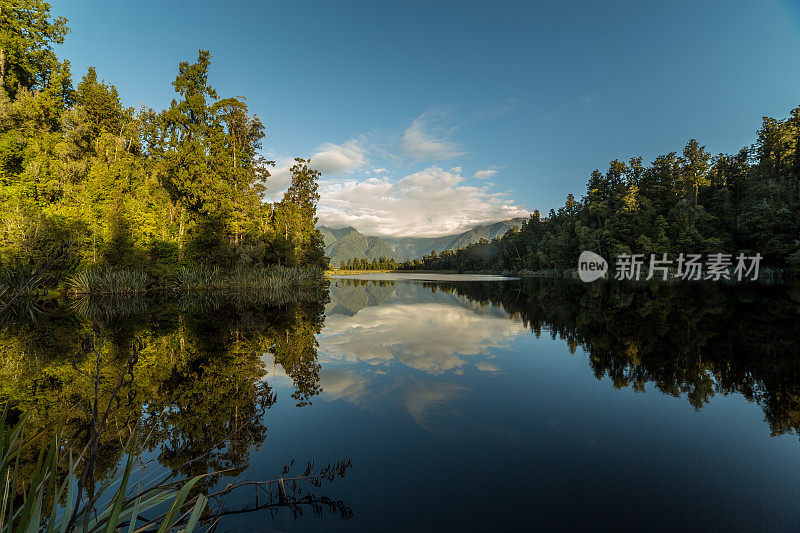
[54,0,800,236]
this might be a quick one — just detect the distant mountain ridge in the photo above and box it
[319,218,526,266]
[319,226,397,266]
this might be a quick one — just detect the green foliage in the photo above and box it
[185,215,235,269]
[0,260,43,300]
[0,285,331,513]
[68,268,150,294]
[337,256,400,271]
[272,159,328,269]
[0,4,327,281]
[407,110,800,273]
[173,264,220,290]
[173,264,324,292]
[0,0,71,101]
[0,411,210,532]
[65,264,323,296]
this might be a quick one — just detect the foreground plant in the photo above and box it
[0,242,70,315]
[0,409,210,532]
[0,411,353,531]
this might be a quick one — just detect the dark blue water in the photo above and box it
[214,277,800,531]
[4,276,800,531]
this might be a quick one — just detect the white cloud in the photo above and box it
[475,361,500,372]
[319,369,369,402]
[314,290,527,432]
[263,116,528,232]
[310,139,366,175]
[399,112,466,163]
[472,168,498,180]
[263,159,294,200]
[264,139,367,200]
[317,166,528,237]
[318,301,527,374]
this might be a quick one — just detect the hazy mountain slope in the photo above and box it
[319,226,399,266]
[319,217,527,264]
[445,218,526,251]
[382,235,457,260]
[320,226,359,250]
[383,218,527,259]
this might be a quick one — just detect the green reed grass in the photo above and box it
[172,265,325,291]
[0,409,209,532]
[69,269,151,295]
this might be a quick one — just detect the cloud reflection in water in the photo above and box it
[315,286,529,431]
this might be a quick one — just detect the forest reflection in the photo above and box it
[2,276,800,511]
[0,288,328,495]
[327,277,800,438]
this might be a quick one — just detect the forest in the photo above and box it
[336,257,401,271]
[0,1,327,299]
[402,110,800,274]
[4,1,799,286]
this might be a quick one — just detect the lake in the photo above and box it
[2,275,800,530]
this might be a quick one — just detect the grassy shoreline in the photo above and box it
[66,265,326,295]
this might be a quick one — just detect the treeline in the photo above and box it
[337,256,400,271]
[402,108,800,273]
[0,1,327,286]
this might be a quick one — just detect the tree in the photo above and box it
[273,158,326,268]
[0,0,70,100]
[680,139,711,205]
[406,105,800,272]
[159,50,220,217]
[73,67,132,153]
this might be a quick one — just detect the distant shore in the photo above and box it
[328,267,799,283]
[325,269,399,276]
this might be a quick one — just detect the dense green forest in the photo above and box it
[0,1,327,293]
[402,109,800,273]
[336,256,401,271]
[5,2,798,284]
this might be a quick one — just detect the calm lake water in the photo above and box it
[2,275,800,530]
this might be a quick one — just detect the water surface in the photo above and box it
[329,272,518,281]
[2,277,799,531]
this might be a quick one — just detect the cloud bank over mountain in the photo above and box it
[318,166,527,238]
[263,110,529,238]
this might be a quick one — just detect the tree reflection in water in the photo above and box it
[426,277,800,436]
[2,276,800,526]
[0,288,351,523]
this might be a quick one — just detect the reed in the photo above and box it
[68,268,151,295]
[0,410,208,532]
[64,264,324,297]
[0,263,44,301]
[172,265,325,291]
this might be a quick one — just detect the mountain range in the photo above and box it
[319,218,526,266]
